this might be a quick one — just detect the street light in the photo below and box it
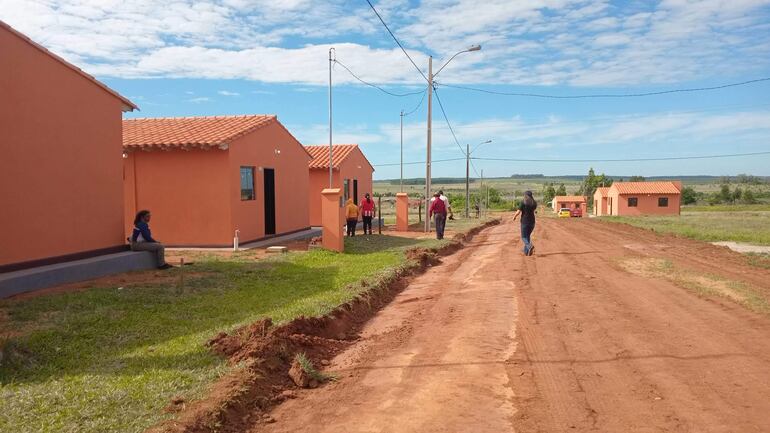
[425,44,481,232]
[466,139,491,218]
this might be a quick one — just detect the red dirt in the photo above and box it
[240,217,770,433]
[146,220,501,433]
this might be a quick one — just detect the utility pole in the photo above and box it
[400,110,404,192]
[465,143,470,218]
[424,56,433,232]
[328,48,334,188]
[481,169,484,216]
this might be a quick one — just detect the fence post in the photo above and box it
[378,196,382,235]
[418,199,422,223]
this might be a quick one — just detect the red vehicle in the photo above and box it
[570,207,583,218]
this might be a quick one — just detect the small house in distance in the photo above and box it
[604,181,682,216]
[593,187,611,216]
[305,145,375,226]
[1,21,137,272]
[553,196,587,215]
[123,115,311,246]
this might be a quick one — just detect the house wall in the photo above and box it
[124,150,232,246]
[1,26,126,268]
[228,122,310,242]
[609,192,681,216]
[307,148,373,226]
[593,193,608,216]
[553,199,586,212]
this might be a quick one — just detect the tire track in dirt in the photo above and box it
[510,217,770,433]
[247,222,521,433]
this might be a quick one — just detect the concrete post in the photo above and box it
[396,193,409,232]
[321,188,343,252]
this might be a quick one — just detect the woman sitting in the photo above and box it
[130,210,172,269]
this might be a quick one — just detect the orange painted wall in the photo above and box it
[608,192,681,216]
[124,150,232,246]
[308,148,373,226]
[553,199,586,212]
[593,192,609,216]
[1,26,125,267]
[227,122,310,243]
[124,122,310,246]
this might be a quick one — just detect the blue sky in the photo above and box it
[3,0,770,179]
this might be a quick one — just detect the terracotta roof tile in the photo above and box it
[304,144,361,169]
[553,195,587,202]
[611,181,681,195]
[595,187,610,197]
[123,115,277,149]
[1,20,137,112]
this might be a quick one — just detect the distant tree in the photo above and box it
[719,184,732,203]
[629,176,646,182]
[681,186,698,205]
[719,176,732,185]
[578,167,612,209]
[543,183,556,207]
[556,184,567,196]
[742,189,757,204]
[732,187,743,203]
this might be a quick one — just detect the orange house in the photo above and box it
[304,145,374,227]
[593,187,610,216]
[0,21,137,272]
[552,196,587,215]
[605,181,682,216]
[123,115,311,247]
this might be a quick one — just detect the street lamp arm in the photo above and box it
[433,45,481,78]
[470,139,492,155]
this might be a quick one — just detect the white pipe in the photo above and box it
[233,229,240,251]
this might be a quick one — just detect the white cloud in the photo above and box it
[187,97,212,103]
[217,90,240,96]
[1,0,769,86]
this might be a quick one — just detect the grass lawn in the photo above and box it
[607,207,770,246]
[0,235,449,433]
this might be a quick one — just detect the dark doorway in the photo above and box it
[263,168,276,235]
[353,179,359,205]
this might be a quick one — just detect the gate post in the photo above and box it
[321,188,344,252]
[396,193,409,232]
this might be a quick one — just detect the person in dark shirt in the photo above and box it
[130,210,172,269]
[512,191,537,256]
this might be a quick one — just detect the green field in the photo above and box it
[0,235,450,433]
[607,208,770,245]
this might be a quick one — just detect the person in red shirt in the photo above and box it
[360,193,376,235]
[429,192,447,239]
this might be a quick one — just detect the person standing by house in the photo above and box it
[429,192,448,240]
[130,210,172,269]
[512,191,537,256]
[360,193,376,235]
[345,198,360,237]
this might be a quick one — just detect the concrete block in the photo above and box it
[0,251,156,299]
[266,246,288,254]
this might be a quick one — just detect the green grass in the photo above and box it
[683,204,770,212]
[0,234,451,433]
[607,210,770,245]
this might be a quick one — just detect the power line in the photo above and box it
[433,87,478,168]
[472,150,770,163]
[364,0,428,83]
[333,59,425,97]
[373,157,467,167]
[436,77,770,99]
[373,150,770,167]
[403,86,428,116]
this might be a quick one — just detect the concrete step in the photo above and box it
[0,251,157,298]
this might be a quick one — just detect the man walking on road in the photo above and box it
[513,190,537,255]
[429,192,447,240]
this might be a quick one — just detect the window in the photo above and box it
[628,197,638,207]
[343,179,350,201]
[658,197,669,207]
[240,167,255,200]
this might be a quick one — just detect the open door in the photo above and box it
[353,179,359,205]
[264,168,276,235]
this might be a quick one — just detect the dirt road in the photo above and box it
[249,217,770,433]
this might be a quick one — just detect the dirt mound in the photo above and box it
[146,219,500,433]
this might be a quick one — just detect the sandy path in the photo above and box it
[248,217,770,433]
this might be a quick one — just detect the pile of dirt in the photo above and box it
[146,218,501,433]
